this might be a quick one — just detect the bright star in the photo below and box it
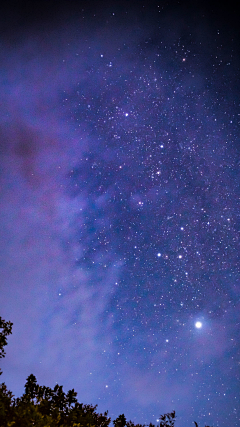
[195,321,202,329]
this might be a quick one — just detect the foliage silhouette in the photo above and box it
[159,411,176,427]
[113,414,127,427]
[1,375,111,427]
[0,316,13,375]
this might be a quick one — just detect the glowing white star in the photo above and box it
[195,321,202,329]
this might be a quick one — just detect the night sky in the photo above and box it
[0,1,240,426]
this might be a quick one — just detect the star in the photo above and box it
[195,321,203,329]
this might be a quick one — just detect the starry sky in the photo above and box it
[0,1,240,426]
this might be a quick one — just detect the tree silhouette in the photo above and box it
[0,316,13,375]
[159,411,176,427]
[66,388,78,409]
[113,414,127,427]
[126,420,145,427]
[24,374,39,402]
